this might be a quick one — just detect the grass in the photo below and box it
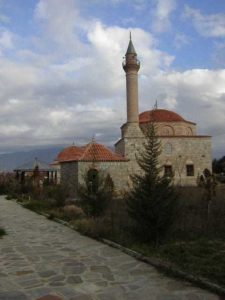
[128,239,225,288]
[18,198,74,222]
[47,209,71,222]
[22,199,52,213]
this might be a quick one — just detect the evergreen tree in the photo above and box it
[126,121,178,245]
[78,170,114,219]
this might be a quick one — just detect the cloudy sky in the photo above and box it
[0,0,225,157]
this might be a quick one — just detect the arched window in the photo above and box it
[186,127,193,136]
[161,126,174,136]
[87,169,99,193]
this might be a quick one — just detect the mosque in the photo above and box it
[53,36,212,195]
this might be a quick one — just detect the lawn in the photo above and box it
[130,239,225,288]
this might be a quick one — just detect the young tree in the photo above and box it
[78,170,114,219]
[32,165,42,191]
[199,168,217,233]
[126,122,178,245]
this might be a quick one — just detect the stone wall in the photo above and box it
[78,161,130,194]
[159,136,211,185]
[61,160,130,196]
[60,161,78,196]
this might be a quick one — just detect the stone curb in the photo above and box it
[15,199,225,297]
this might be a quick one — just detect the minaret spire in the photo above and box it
[126,32,137,55]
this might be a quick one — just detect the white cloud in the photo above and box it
[147,69,225,138]
[184,5,225,38]
[152,0,177,33]
[212,42,225,67]
[0,124,30,136]
[0,14,175,150]
[34,0,89,55]
[174,32,190,49]
[0,0,224,158]
[0,29,14,54]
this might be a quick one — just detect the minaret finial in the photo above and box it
[130,31,132,41]
[154,100,158,110]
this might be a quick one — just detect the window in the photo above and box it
[186,164,194,176]
[87,169,99,192]
[164,143,172,155]
[164,165,173,177]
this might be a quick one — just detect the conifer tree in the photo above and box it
[78,170,114,219]
[126,121,178,245]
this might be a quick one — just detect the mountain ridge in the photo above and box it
[0,146,65,172]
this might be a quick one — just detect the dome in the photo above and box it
[55,142,126,163]
[139,109,195,124]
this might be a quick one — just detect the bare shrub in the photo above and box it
[42,185,69,207]
[173,186,225,239]
[71,217,114,238]
[65,198,77,205]
[63,205,84,219]
[0,172,21,197]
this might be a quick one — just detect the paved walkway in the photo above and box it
[0,196,220,300]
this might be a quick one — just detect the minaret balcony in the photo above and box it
[122,58,140,67]
[122,59,140,72]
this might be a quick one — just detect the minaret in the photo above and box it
[123,32,140,124]
[120,33,143,139]
[115,33,143,158]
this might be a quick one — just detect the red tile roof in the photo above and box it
[139,109,195,125]
[55,142,127,163]
[56,145,84,162]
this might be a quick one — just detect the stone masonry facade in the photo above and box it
[115,134,211,187]
[61,161,129,196]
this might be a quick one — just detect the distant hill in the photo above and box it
[0,146,65,172]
